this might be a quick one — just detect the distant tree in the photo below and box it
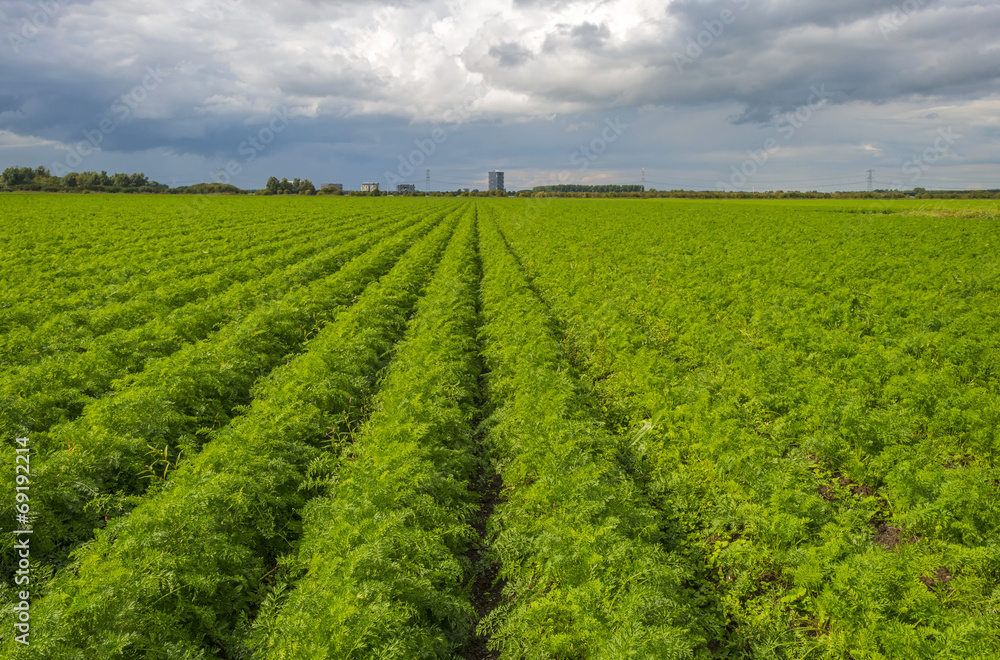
[0,165,163,193]
[1,166,35,186]
[183,182,243,194]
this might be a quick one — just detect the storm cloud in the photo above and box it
[1,0,997,190]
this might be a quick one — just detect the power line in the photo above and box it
[434,177,487,187]
[717,174,867,184]
[641,174,868,190]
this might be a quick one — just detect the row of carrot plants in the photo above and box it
[0,204,465,659]
[474,210,717,657]
[0,194,255,274]
[0,196,445,339]
[482,199,1000,658]
[0,218,314,369]
[249,207,483,658]
[0,197,284,333]
[0,198,436,368]
[0,205,449,576]
[0,206,416,442]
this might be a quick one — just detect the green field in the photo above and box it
[1,194,998,659]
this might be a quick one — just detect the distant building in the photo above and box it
[489,170,505,192]
[396,183,416,193]
[360,182,380,193]
[321,183,343,192]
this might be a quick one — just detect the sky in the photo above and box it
[1,0,998,192]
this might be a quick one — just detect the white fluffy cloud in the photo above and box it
[6,0,997,124]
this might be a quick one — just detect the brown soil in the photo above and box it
[460,465,504,660]
[751,570,786,598]
[850,483,874,497]
[836,475,875,497]
[819,473,876,501]
[945,455,974,468]
[872,521,920,549]
[920,566,954,593]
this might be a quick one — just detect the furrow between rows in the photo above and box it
[473,209,716,657]
[249,204,482,659]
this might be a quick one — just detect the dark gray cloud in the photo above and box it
[569,21,611,49]
[0,94,26,114]
[0,0,997,190]
[667,0,901,31]
[489,42,533,67]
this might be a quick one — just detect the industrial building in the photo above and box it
[396,183,416,193]
[360,182,380,193]
[488,170,505,192]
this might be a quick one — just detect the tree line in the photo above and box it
[5,165,996,199]
[515,189,1000,199]
[0,166,325,195]
[1,166,167,193]
[531,184,645,193]
[264,177,316,195]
